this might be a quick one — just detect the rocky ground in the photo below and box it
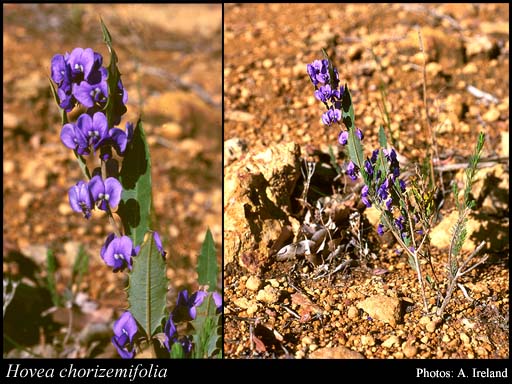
[3,4,222,357]
[224,3,509,359]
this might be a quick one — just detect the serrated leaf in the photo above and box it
[99,19,125,128]
[128,231,168,339]
[71,245,89,290]
[170,342,185,359]
[342,86,365,174]
[378,125,388,148]
[197,229,218,292]
[118,119,152,247]
[190,294,221,358]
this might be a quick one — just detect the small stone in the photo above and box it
[4,160,15,174]
[309,346,364,359]
[426,62,443,76]
[419,316,430,325]
[442,334,451,343]
[462,62,478,74]
[160,122,183,140]
[18,192,34,209]
[262,59,273,69]
[426,320,438,333]
[482,107,500,123]
[347,306,358,319]
[302,336,313,345]
[309,344,318,352]
[3,111,20,130]
[382,335,399,348]
[460,332,470,345]
[256,285,279,304]
[403,344,418,358]
[58,202,73,216]
[361,335,375,346]
[357,295,401,327]
[245,276,261,291]
[268,279,280,288]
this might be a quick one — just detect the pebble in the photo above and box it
[309,346,365,359]
[18,192,34,209]
[403,343,418,358]
[58,202,72,216]
[482,107,500,122]
[4,160,15,174]
[160,122,183,140]
[256,285,279,304]
[460,332,470,345]
[347,306,359,319]
[301,336,313,345]
[361,335,375,346]
[382,335,399,348]
[245,275,261,291]
[3,111,20,130]
[357,295,401,327]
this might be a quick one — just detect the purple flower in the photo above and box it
[361,185,371,207]
[112,311,138,359]
[51,54,71,89]
[68,180,93,219]
[60,121,89,155]
[364,159,374,176]
[212,292,222,313]
[163,314,193,356]
[321,107,341,126]
[355,127,364,141]
[172,290,208,322]
[338,130,348,145]
[307,59,330,85]
[76,112,109,151]
[346,160,359,181]
[101,234,136,271]
[377,223,385,236]
[153,231,167,258]
[371,149,380,163]
[163,314,177,351]
[377,178,389,200]
[109,121,134,155]
[88,175,122,211]
[399,179,406,192]
[314,84,334,103]
[72,73,108,109]
[67,47,95,82]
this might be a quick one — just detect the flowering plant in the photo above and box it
[307,50,487,317]
[50,20,221,358]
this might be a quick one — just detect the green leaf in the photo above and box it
[170,342,185,359]
[99,19,124,128]
[190,293,221,358]
[197,229,218,292]
[46,249,61,307]
[342,86,365,175]
[118,119,152,247]
[378,125,388,149]
[128,231,168,339]
[71,245,89,290]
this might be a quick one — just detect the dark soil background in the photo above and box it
[3,4,222,358]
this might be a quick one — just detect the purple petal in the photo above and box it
[103,177,122,209]
[112,336,135,359]
[212,292,222,311]
[73,82,94,108]
[338,130,348,145]
[113,311,138,341]
[100,233,115,260]
[88,175,105,203]
[60,123,79,150]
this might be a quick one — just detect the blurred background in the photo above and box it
[3,4,222,357]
